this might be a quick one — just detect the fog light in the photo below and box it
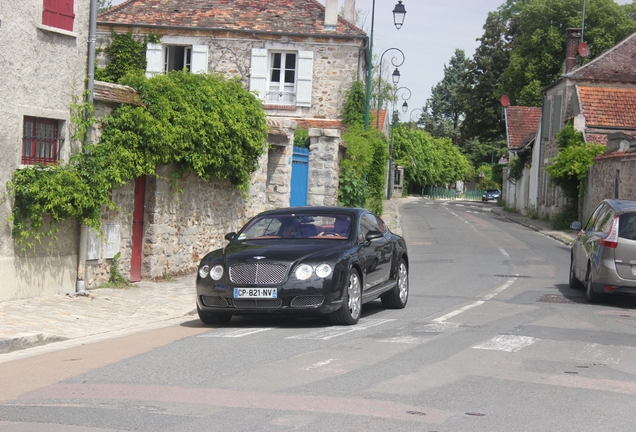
[604,285,617,292]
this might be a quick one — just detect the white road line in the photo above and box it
[302,358,338,370]
[499,247,510,257]
[198,328,272,338]
[286,318,395,340]
[432,278,517,323]
[432,301,485,323]
[473,335,538,352]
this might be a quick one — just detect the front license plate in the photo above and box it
[234,288,277,298]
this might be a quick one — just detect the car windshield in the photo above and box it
[237,214,352,240]
[486,189,499,193]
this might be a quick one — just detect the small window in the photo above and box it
[22,117,61,165]
[164,45,192,72]
[268,52,297,105]
[42,0,75,32]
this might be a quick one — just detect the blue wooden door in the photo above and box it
[290,146,309,206]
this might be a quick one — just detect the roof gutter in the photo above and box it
[96,22,367,41]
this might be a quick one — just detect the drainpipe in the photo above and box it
[77,0,97,293]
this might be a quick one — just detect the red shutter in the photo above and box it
[42,0,75,32]
[58,0,75,31]
[42,0,59,28]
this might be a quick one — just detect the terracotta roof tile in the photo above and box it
[578,86,636,128]
[505,106,542,150]
[98,0,366,37]
[567,32,636,83]
[371,109,387,131]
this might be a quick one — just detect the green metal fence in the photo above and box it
[424,187,485,201]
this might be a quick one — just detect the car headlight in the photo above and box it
[199,265,210,278]
[315,263,332,278]
[210,265,224,280]
[295,264,313,280]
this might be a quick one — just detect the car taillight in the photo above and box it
[600,216,619,249]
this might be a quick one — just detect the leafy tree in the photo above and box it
[499,0,636,106]
[391,124,471,192]
[421,49,470,145]
[95,32,151,83]
[98,0,112,13]
[339,80,387,214]
[461,12,511,146]
[546,121,605,202]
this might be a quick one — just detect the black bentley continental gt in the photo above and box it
[196,207,409,326]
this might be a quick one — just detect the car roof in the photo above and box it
[604,199,636,213]
[255,206,368,218]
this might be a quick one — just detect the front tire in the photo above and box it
[197,305,233,325]
[381,258,408,309]
[330,269,362,325]
[585,267,602,303]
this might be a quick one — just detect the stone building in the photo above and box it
[503,106,542,214]
[0,0,91,300]
[507,29,636,222]
[84,0,367,286]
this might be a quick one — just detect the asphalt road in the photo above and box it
[2,199,636,431]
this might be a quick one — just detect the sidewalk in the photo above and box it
[0,197,569,357]
[489,204,577,246]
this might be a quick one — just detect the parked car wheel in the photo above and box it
[381,259,409,309]
[585,267,602,303]
[197,305,233,325]
[569,256,583,289]
[330,269,362,325]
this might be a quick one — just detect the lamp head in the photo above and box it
[393,1,407,30]
[392,68,401,85]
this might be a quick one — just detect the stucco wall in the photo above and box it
[0,1,90,300]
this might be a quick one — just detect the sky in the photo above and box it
[110,0,633,122]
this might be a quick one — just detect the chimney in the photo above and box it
[344,0,356,23]
[324,0,338,31]
[564,28,582,74]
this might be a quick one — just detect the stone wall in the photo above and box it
[96,30,362,121]
[307,128,343,206]
[585,155,636,221]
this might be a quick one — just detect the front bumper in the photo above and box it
[196,281,344,316]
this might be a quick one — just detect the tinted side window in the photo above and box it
[374,215,387,233]
[358,213,379,241]
[585,203,607,231]
[596,207,615,234]
[619,212,636,240]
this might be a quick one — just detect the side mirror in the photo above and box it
[570,221,582,231]
[365,230,384,241]
[225,232,237,241]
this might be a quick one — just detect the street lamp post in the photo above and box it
[408,107,423,139]
[375,48,405,130]
[364,1,408,130]
[387,86,411,199]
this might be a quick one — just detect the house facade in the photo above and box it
[83,0,368,286]
[0,0,91,300]
[505,29,636,222]
[503,106,542,214]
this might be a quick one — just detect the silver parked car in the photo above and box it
[570,199,636,302]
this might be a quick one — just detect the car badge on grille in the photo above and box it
[253,256,266,260]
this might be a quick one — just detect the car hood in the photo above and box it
[220,240,349,264]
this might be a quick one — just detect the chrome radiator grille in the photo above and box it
[233,299,283,309]
[229,262,287,284]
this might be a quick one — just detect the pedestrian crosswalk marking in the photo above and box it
[286,318,395,340]
[473,335,538,352]
[198,328,272,338]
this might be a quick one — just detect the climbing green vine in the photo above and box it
[7,71,268,246]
